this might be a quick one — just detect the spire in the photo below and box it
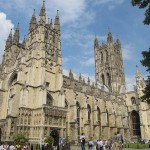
[5,29,12,49]
[39,1,46,24]
[29,9,37,31]
[136,65,142,79]
[13,23,19,45]
[107,31,113,43]
[54,10,60,32]
[94,35,99,48]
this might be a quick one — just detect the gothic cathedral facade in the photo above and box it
[0,2,150,144]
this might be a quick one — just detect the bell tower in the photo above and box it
[94,32,125,94]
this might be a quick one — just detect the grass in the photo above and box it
[124,143,150,149]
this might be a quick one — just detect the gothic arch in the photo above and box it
[76,101,81,135]
[105,50,108,62]
[101,74,105,85]
[131,97,136,105]
[87,104,91,123]
[106,109,109,126]
[131,110,141,136]
[47,93,53,106]
[8,72,18,87]
[97,106,101,125]
[106,73,111,87]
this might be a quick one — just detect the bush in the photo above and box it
[14,133,29,148]
[44,136,54,147]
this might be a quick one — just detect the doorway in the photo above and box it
[50,130,59,148]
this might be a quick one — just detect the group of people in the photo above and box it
[80,131,123,150]
[0,143,29,150]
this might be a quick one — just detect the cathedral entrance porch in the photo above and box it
[50,129,59,149]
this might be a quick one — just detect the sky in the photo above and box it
[0,0,149,91]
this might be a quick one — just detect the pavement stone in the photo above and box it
[70,145,150,150]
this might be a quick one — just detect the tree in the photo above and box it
[14,133,29,148]
[131,0,150,25]
[131,0,150,101]
[44,136,54,148]
[141,48,150,102]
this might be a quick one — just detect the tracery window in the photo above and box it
[131,111,141,135]
[131,97,136,105]
[47,94,53,106]
[87,104,91,123]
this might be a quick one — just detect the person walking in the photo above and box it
[80,133,86,150]
[97,139,103,150]
[88,138,93,150]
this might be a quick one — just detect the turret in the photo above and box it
[94,35,99,49]
[29,9,37,31]
[13,23,19,45]
[54,10,60,33]
[136,65,146,97]
[39,1,46,24]
[107,32,113,43]
[5,29,12,49]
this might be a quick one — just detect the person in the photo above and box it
[80,133,85,150]
[112,133,117,150]
[93,139,97,150]
[9,143,16,150]
[88,138,93,150]
[97,139,103,150]
[116,131,123,150]
[107,139,112,150]
[3,143,9,150]
[0,143,4,150]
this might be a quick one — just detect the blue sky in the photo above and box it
[0,0,149,90]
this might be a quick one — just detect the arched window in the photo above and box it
[106,109,109,126]
[47,94,53,106]
[107,73,111,87]
[131,111,141,135]
[87,104,91,123]
[101,74,105,85]
[101,52,103,63]
[8,73,17,98]
[76,102,80,135]
[131,97,136,105]
[97,107,100,125]
[106,51,108,62]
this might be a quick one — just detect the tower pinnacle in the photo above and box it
[29,9,37,31]
[39,1,46,24]
[13,23,19,44]
[5,29,12,49]
[54,10,60,32]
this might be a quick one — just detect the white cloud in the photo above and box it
[0,0,87,25]
[80,57,94,66]
[125,75,136,91]
[0,12,14,62]
[122,44,135,61]
[92,0,124,5]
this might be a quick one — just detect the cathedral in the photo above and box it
[0,1,150,145]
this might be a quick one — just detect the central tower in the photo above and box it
[94,32,125,94]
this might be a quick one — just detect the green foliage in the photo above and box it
[124,143,149,149]
[65,137,70,144]
[131,0,150,25]
[140,48,150,102]
[14,133,29,147]
[44,136,54,146]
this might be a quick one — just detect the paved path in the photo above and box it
[70,145,150,150]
